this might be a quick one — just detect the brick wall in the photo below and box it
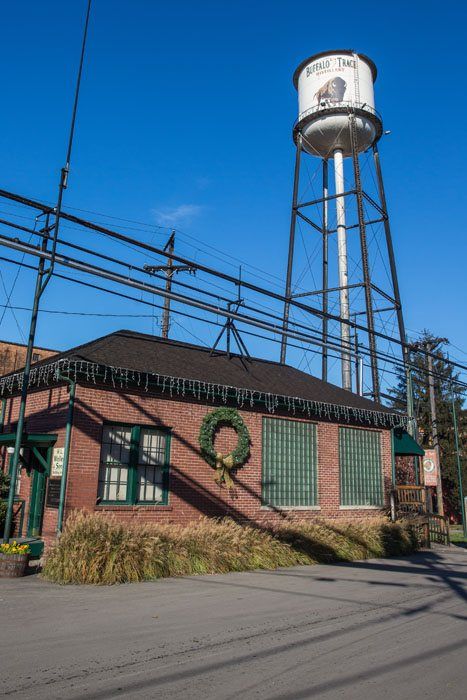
[2,382,393,540]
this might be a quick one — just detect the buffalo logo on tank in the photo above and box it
[314,77,347,106]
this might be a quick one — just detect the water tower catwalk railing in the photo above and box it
[294,102,383,132]
[281,50,409,406]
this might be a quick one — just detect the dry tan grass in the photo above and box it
[42,511,419,585]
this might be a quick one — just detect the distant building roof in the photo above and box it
[0,339,58,353]
[0,329,405,428]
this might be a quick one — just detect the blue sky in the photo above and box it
[0,0,466,389]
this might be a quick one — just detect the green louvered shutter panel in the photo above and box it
[339,427,383,506]
[262,418,317,507]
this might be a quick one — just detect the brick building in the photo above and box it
[0,330,408,546]
[0,339,57,376]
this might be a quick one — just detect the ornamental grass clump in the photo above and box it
[42,512,164,584]
[269,518,418,563]
[42,511,419,585]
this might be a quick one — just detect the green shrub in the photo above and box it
[42,511,419,585]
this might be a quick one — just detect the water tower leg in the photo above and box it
[333,148,352,391]
[281,137,302,364]
[321,159,329,382]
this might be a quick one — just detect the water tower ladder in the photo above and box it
[352,53,361,107]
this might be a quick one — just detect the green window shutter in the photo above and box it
[339,427,383,506]
[262,418,317,507]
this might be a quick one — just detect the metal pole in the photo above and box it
[321,159,329,381]
[354,329,362,396]
[57,378,75,534]
[450,380,466,536]
[427,348,444,516]
[2,2,92,542]
[349,117,379,400]
[161,231,175,339]
[373,143,412,419]
[43,0,92,288]
[333,148,352,391]
[406,340,416,437]
[281,136,302,364]
[2,223,49,542]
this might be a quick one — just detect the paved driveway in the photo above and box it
[1,547,466,699]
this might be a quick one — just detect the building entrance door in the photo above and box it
[26,447,52,537]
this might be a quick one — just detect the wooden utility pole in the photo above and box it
[161,233,175,339]
[410,337,447,516]
[427,348,444,516]
[143,231,195,339]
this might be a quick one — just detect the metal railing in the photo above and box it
[294,100,382,129]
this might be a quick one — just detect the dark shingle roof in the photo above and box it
[33,329,395,415]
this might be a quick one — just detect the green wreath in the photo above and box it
[199,408,251,488]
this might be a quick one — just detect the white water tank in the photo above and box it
[293,50,382,157]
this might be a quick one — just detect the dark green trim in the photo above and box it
[27,466,47,537]
[31,446,49,472]
[0,432,58,447]
[97,422,171,507]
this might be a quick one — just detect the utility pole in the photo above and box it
[144,231,195,339]
[427,347,444,516]
[3,0,92,543]
[410,337,447,517]
[450,378,466,536]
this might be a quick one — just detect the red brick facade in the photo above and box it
[2,382,393,543]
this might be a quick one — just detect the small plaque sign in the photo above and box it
[51,447,65,478]
[46,479,61,509]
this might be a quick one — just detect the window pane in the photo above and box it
[139,429,166,465]
[137,429,167,502]
[137,465,163,502]
[339,427,383,506]
[262,418,317,507]
[98,425,131,502]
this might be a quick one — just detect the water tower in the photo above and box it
[281,49,407,403]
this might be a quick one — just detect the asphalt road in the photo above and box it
[1,547,466,699]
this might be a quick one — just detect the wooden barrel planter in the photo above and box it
[0,552,29,578]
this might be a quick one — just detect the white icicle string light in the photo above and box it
[0,357,408,429]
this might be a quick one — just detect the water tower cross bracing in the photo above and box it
[280,49,407,403]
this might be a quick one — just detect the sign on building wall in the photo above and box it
[46,479,61,508]
[423,449,439,486]
[51,447,65,478]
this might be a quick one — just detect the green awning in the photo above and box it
[393,428,424,456]
[0,432,57,447]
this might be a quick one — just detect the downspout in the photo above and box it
[57,376,76,534]
[0,398,5,431]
